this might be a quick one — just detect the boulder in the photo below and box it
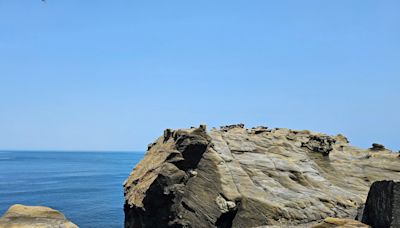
[300,135,336,156]
[124,125,400,227]
[0,204,78,228]
[370,143,385,151]
[361,180,400,227]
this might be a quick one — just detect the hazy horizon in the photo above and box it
[0,149,141,153]
[1,1,399,151]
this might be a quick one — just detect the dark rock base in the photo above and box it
[362,180,400,228]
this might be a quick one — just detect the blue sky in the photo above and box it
[0,1,399,151]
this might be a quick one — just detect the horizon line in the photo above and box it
[0,149,145,153]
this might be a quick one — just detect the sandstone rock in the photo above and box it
[124,125,400,228]
[251,126,269,134]
[301,135,336,156]
[369,143,385,151]
[220,124,245,131]
[0,204,78,228]
[361,180,400,227]
[311,217,369,228]
[334,134,349,144]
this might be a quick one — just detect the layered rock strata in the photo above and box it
[311,217,369,228]
[124,124,399,227]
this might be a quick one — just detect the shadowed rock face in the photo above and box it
[362,180,400,228]
[0,204,78,228]
[123,125,400,228]
[124,127,212,228]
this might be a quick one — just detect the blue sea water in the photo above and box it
[0,151,144,228]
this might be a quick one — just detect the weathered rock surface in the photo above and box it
[311,217,369,228]
[0,204,78,228]
[123,125,400,228]
[361,180,400,227]
[369,143,386,151]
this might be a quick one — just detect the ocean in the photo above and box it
[0,151,144,228]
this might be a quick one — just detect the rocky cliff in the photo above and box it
[123,124,399,228]
[0,204,78,228]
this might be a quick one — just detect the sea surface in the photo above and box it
[0,151,144,228]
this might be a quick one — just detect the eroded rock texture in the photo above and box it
[124,125,400,228]
[0,204,78,228]
[311,217,369,228]
[362,180,400,228]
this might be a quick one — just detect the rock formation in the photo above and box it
[361,180,400,227]
[123,124,399,228]
[369,143,386,151]
[0,204,78,228]
[311,217,369,228]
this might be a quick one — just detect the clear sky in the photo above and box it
[0,1,399,151]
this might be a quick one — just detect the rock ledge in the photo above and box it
[0,204,78,228]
